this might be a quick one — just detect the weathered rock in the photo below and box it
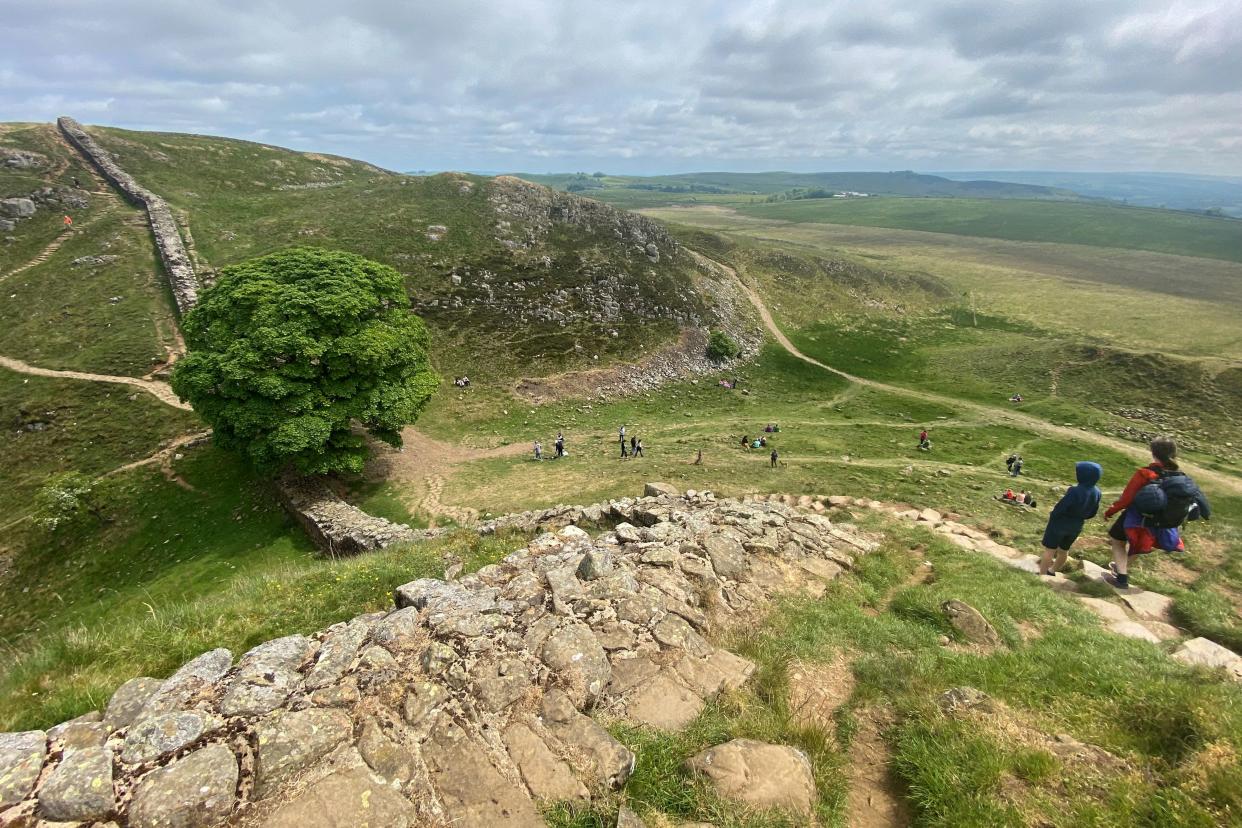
[503,722,588,802]
[127,743,237,828]
[403,680,448,729]
[253,708,351,798]
[917,509,942,524]
[0,731,46,811]
[308,678,360,709]
[616,593,664,627]
[686,739,816,816]
[644,482,680,498]
[577,549,614,581]
[219,664,301,717]
[304,619,373,690]
[51,720,108,754]
[941,600,1003,647]
[121,711,220,765]
[541,623,610,706]
[1172,638,1242,680]
[104,677,163,731]
[36,746,113,822]
[1119,590,1174,622]
[236,635,314,673]
[0,198,36,218]
[357,718,414,784]
[605,656,662,697]
[1077,596,1130,624]
[702,535,747,579]
[625,673,703,731]
[653,615,711,657]
[262,766,418,827]
[369,607,422,653]
[616,804,647,828]
[614,523,642,544]
[541,691,635,788]
[1110,621,1162,643]
[423,720,543,826]
[140,649,233,719]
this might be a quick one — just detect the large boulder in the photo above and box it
[686,739,817,816]
[644,482,680,498]
[127,743,237,828]
[0,198,36,218]
[702,534,747,579]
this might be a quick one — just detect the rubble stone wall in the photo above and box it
[0,488,876,827]
[56,116,199,314]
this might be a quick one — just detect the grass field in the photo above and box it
[731,197,1242,264]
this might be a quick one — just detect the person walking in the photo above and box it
[1011,456,1023,477]
[918,429,928,448]
[554,432,565,458]
[694,448,703,465]
[1104,438,1210,589]
[770,448,779,468]
[619,428,628,458]
[1038,462,1101,576]
[630,435,637,457]
[62,215,73,230]
[533,440,542,461]
[1006,453,1018,473]
[634,438,644,458]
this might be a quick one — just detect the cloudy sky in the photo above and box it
[3,0,1240,175]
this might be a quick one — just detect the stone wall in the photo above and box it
[56,116,199,314]
[276,474,422,557]
[0,488,875,827]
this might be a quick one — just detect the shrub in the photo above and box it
[706,330,741,362]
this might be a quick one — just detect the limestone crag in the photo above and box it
[0,489,869,826]
[56,116,199,314]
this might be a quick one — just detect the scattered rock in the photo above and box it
[1109,621,1162,643]
[1172,638,1242,680]
[541,690,635,788]
[1119,590,1174,622]
[304,618,372,690]
[625,673,703,731]
[617,804,647,828]
[1076,596,1129,624]
[937,686,996,714]
[686,739,817,816]
[702,535,747,579]
[941,600,1003,647]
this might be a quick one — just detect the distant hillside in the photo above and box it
[936,170,1242,218]
[516,170,1076,208]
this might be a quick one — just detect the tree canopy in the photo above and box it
[171,247,439,476]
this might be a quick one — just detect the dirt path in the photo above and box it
[366,428,528,526]
[0,355,190,410]
[107,429,212,489]
[691,251,1242,496]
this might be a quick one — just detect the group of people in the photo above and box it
[999,489,1036,508]
[718,378,741,390]
[737,431,779,468]
[1009,393,1024,403]
[918,429,931,450]
[532,431,567,461]
[1006,454,1024,476]
[453,376,471,388]
[741,434,771,449]
[1036,438,1211,586]
[618,425,645,458]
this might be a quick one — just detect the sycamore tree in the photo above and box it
[172,247,439,476]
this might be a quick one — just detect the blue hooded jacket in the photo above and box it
[1047,462,1102,529]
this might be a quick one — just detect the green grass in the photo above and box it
[734,197,1242,264]
[0,370,201,520]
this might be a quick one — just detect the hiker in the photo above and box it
[770,448,779,468]
[1006,453,1018,473]
[1104,438,1210,589]
[620,427,629,458]
[1010,393,1023,403]
[694,449,703,465]
[555,432,565,458]
[918,429,928,448]
[630,435,637,457]
[752,439,763,449]
[634,438,644,458]
[1011,456,1023,477]
[63,215,73,229]
[71,175,81,188]
[1039,462,1101,576]
[533,440,542,461]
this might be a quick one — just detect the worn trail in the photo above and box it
[0,354,191,410]
[691,251,1242,496]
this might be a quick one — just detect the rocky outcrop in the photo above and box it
[57,116,199,314]
[0,489,869,826]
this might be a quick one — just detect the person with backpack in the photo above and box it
[1006,453,1018,473]
[918,429,929,449]
[1010,456,1023,477]
[1038,461,1101,576]
[1104,438,1210,589]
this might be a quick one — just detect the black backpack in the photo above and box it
[1134,467,1201,529]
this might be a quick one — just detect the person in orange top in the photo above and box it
[1103,437,1210,588]
[63,215,73,228]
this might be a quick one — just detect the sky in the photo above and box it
[3,0,1241,176]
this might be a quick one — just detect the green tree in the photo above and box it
[706,330,741,362]
[172,247,439,476]
[35,472,107,530]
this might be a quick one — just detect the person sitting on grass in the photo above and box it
[1002,488,1016,501]
[741,435,750,449]
[1104,438,1210,589]
[1038,462,1101,576]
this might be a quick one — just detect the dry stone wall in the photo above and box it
[56,116,199,314]
[0,488,877,827]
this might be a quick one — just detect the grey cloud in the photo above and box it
[0,0,1238,174]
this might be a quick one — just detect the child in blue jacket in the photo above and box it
[1039,461,1102,576]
